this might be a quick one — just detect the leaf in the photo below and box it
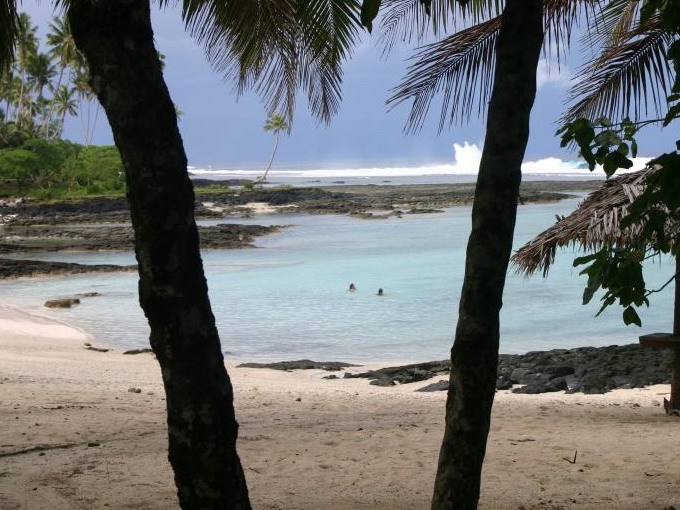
[664,102,680,126]
[623,306,642,327]
[361,0,381,32]
[603,150,633,176]
[582,283,599,305]
[573,253,598,266]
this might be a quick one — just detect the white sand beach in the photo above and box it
[1,305,679,510]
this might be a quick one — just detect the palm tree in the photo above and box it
[26,52,55,99]
[386,0,676,132]
[0,1,362,509]
[25,52,56,132]
[51,84,77,137]
[12,13,37,130]
[259,112,288,183]
[44,14,80,138]
[376,1,676,508]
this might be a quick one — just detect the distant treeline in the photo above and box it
[0,137,124,198]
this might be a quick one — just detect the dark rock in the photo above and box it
[323,374,338,380]
[123,348,153,355]
[580,374,611,394]
[495,375,513,390]
[1,259,135,279]
[342,343,672,395]
[344,360,450,384]
[544,365,575,378]
[512,382,562,394]
[44,297,80,308]
[510,368,533,382]
[85,345,109,353]
[417,380,449,392]
[369,378,395,387]
[405,208,444,214]
[237,359,360,372]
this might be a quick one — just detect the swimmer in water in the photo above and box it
[349,283,356,291]
[377,288,384,296]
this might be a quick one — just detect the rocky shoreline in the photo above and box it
[240,343,672,395]
[0,180,600,278]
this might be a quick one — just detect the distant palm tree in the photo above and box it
[44,14,80,137]
[13,12,37,129]
[259,112,288,184]
[52,84,77,137]
[72,61,99,145]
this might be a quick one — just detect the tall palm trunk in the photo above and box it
[67,2,251,509]
[43,65,65,138]
[431,0,544,509]
[262,132,279,182]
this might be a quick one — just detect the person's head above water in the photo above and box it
[349,283,356,291]
[377,288,383,296]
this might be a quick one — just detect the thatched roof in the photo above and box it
[512,167,658,277]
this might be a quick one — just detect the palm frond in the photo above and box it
[543,0,598,67]
[563,14,676,123]
[0,1,18,74]
[386,15,500,133]
[181,0,360,124]
[584,0,640,51]
[387,0,602,133]
[378,0,503,55]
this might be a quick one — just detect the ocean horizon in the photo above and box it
[187,142,654,186]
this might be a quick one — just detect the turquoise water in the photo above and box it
[1,196,674,362]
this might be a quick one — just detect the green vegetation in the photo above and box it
[559,0,680,328]
[1,13,98,143]
[0,12,122,199]
[0,139,125,198]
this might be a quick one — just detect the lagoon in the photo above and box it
[1,195,673,362]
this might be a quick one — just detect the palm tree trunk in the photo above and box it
[431,0,544,509]
[43,65,65,138]
[67,2,251,509]
[262,133,279,182]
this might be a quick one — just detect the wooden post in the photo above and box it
[673,257,680,410]
[639,332,680,412]
[672,350,680,411]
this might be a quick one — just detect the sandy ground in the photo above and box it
[1,306,679,510]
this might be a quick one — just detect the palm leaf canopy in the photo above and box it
[387,0,597,132]
[511,166,672,277]
[49,0,362,124]
[562,11,676,123]
[175,0,362,124]
[388,0,678,133]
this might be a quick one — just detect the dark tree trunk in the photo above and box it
[431,0,544,509]
[67,2,251,509]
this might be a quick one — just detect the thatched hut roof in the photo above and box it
[512,167,658,277]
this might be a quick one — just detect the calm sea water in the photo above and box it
[1,196,674,363]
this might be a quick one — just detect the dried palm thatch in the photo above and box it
[512,166,660,277]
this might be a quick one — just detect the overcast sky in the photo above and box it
[21,2,678,170]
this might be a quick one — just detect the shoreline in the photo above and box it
[1,305,679,509]
[0,181,599,280]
